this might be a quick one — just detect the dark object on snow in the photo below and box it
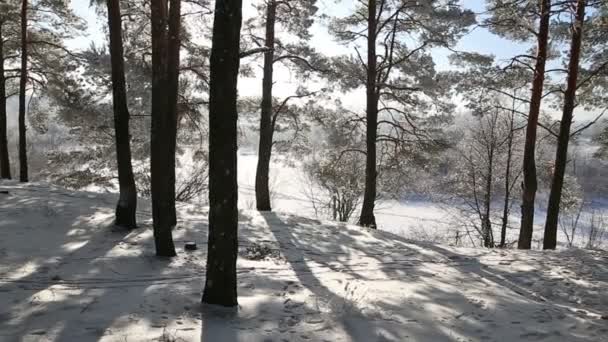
[0,190,8,195]
[185,242,197,251]
[244,243,281,261]
[601,315,608,320]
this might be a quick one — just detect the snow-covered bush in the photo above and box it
[301,109,365,222]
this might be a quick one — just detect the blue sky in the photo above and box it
[450,0,531,66]
[310,0,531,68]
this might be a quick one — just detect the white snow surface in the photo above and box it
[1,181,607,341]
[237,154,606,249]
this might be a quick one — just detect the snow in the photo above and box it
[237,154,607,249]
[1,181,607,341]
[237,154,452,229]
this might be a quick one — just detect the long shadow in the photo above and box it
[0,183,200,341]
[422,243,607,306]
[0,184,133,340]
[261,212,498,340]
[260,211,608,341]
[416,242,608,339]
[4,182,605,340]
[200,298,293,342]
[1,184,314,342]
[260,211,447,341]
[379,232,607,340]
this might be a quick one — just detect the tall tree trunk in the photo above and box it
[358,0,378,228]
[166,0,180,228]
[500,108,516,248]
[255,0,276,212]
[202,0,242,307]
[0,23,11,180]
[543,0,586,250]
[518,0,551,249]
[18,0,28,183]
[483,146,494,248]
[107,0,137,229]
[150,0,176,257]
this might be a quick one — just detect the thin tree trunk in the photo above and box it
[518,0,551,249]
[544,0,586,250]
[483,147,494,248]
[332,195,337,221]
[0,23,11,180]
[18,0,28,183]
[255,0,276,212]
[150,0,175,257]
[202,0,242,307]
[107,0,137,228]
[500,108,515,248]
[358,0,378,228]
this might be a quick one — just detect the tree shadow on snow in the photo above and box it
[2,183,606,341]
[0,183,202,341]
[257,211,608,341]
[258,212,463,341]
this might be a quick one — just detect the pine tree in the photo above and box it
[329,0,474,227]
[150,0,181,257]
[106,0,138,229]
[36,0,211,196]
[202,0,243,307]
[518,0,551,249]
[484,0,553,249]
[0,0,83,182]
[543,0,608,249]
[18,0,28,182]
[0,4,15,179]
[246,0,322,211]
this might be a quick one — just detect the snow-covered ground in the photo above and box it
[238,154,452,233]
[1,181,607,341]
[237,154,607,249]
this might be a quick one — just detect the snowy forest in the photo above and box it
[0,0,607,341]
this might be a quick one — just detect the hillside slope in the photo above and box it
[0,182,607,341]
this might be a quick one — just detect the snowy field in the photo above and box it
[1,181,607,341]
[237,153,607,249]
[238,153,455,232]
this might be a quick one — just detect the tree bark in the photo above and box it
[543,0,586,250]
[255,0,276,212]
[18,0,28,183]
[518,0,551,249]
[483,143,495,248]
[166,0,180,228]
[150,0,176,257]
[202,0,242,307]
[358,0,378,228]
[0,23,11,180]
[106,0,137,229]
[500,108,515,248]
